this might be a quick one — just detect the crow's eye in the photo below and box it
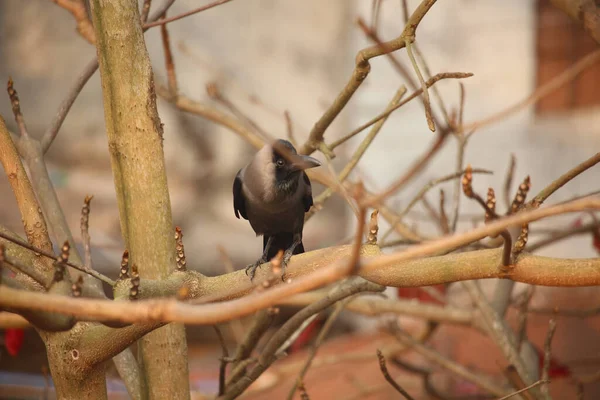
[276,159,285,167]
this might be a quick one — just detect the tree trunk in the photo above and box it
[44,332,108,400]
[89,0,190,398]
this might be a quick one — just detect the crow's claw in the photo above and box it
[245,258,266,281]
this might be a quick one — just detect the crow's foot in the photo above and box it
[245,258,266,281]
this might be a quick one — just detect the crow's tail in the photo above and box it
[264,233,304,261]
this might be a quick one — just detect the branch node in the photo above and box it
[119,250,130,280]
[486,188,497,223]
[462,164,474,198]
[6,77,28,137]
[51,241,70,284]
[367,209,379,244]
[510,175,531,214]
[512,224,529,263]
[59,240,70,264]
[175,226,187,271]
[298,380,310,400]
[71,275,84,297]
[129,264,140,301]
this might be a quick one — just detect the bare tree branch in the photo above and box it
[376,349,416,399]
[143,0,236,29]
[463,49,600,133]
[299,0,440,155]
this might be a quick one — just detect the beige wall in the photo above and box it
[0,0,352,274]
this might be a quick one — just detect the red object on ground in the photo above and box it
[538,349,571,379]
[290,317,321,353]
[4,328,25,357]
[397,284,446,305]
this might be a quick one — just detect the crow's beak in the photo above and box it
[290,155,321,171]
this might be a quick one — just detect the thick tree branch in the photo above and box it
[89,0,189,397]
[0,116,55,280]
[3,243,600,329]
[0,230,114,286]
[112,349,145,400]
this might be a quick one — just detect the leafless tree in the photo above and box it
[1,0,599,399]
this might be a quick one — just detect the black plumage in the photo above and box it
[233,139,320,280]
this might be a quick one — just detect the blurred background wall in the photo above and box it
[1,0,598,273]
[0,1,600,395]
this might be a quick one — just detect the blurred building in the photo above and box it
[1,0,600,398]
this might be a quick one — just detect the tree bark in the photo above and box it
[89,1,190,398]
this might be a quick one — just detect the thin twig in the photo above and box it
[541,317,557,397]
[504,154,517,210]
[300,0,440,155]
[337,72,471,151]
[51,0,96,44]
[160,13,178,98]
[286,296,356,400]
[405,39,435,132]
[450,133,467,232]
[220,278,384,399]
[400,0,409,24]
[206,82,271,140]
[309,87,406,220]
[364,130,449,207]
[329,86,406,150]
[412,38,450,125]
[230,308,275,374]
[275,314,319,358]
[1,250,47,287]
[371,0,383,32]
[380,168,491,243]
[392,327,508,397]
[529,152,600,209]
[284,110,297,147]
[496,380,549,400]
[41,58,99,153]
[0,230,115,286]
[143,0,235,28]
[214,325,230,396]
[528,221,599,252]
[42,0,178,153]
[140,0,152,23]
[350,184,367,274]
[503,366,535,400]
[462,281,537,390]
[439,189,450,234]
[463,49,600,133]
[357,17,441,131]
[376,349,415,400]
